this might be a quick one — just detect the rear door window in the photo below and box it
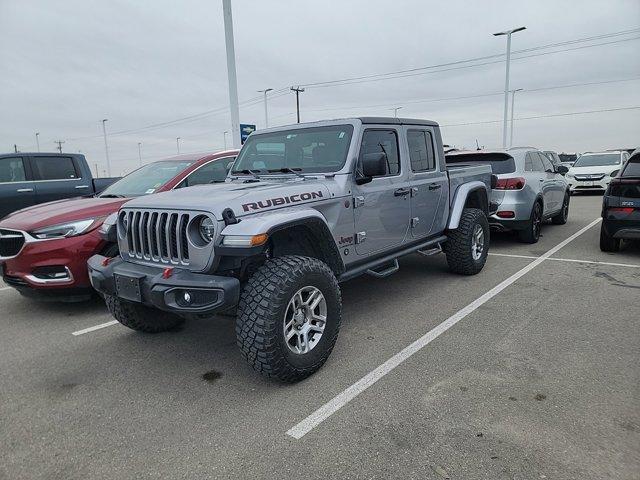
[445,153,515,174]
[526,152,545,172]
[407,130,436,172]
[539,153,554,173]
[31,156,79,180]
[0,157,27,183]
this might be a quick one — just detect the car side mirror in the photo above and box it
[356,152,387,185]
[556,165,568,174]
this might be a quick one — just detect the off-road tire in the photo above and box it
[551,193,570,225]
[518,201,543,244]
[599,223,620,252]
[236,255,341,382]
[444,208,489,275]
[105,295,184,333]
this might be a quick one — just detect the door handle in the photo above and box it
[428,183,442,190]
[16,188,33,193]
[539,179,544,182]
[394,187,411,197]
[75,185,89,189]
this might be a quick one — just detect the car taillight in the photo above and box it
[494,177,526,190]
[608,207,635,214]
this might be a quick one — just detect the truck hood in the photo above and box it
[122,178,332,218]
[0,196,128,231]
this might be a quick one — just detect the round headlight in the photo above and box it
[199,217,215,243]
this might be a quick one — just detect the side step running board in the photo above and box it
[366,259,399,278]
[417,244,442,256]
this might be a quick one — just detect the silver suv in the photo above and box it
[446,147,570,243]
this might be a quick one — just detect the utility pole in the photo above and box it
[258,88,273,128]
[509,88,524,147]
[137,142,143,166]
[94,163,99,177]
[35,132,40,152]
[176,137,181,154]
[223,131,229,150]
[101,119,111,176]
[493,26,526,148]
[291,86,305,123]
[222,0,241,149]
[392,106,403,118]
[54,140,65,153]
[14,144,18,153]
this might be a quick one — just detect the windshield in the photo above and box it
[573,154,621,168]
[445,153,516,174]
[99,160,193,197]
[232,125,354,174]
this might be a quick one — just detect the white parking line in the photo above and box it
[72,320,119,336]
[489,252,640,269]
[286,218,602,440]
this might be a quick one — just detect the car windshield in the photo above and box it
[232,125,354,175]
[445,153,516,174]
[99,160,193,197]
[573,154,620,167]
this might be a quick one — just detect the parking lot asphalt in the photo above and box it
[1,194,638,480]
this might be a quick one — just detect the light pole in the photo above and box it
[509,88,524,147]
[392,106,403,118]
[258,88,273,128]
[223,131,229,150]
[101,119,111,176]
[291,86,305,123]
[222,0,241,148]
[493,26,526,148]
[176,137,181,154]
[137,142,142,166]
[35,132,40,152]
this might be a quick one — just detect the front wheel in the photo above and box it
[105,295,184,333]
[236,255,342,382]
[444,208,489,275]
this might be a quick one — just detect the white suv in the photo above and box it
[566,150,630,194]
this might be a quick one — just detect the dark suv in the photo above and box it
[600,148,640,251]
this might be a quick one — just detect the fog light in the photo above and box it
[497,211,515,219]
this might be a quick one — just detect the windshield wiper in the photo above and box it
[267,167,304,178]
[231,169,262,179]
[99,193,125,198]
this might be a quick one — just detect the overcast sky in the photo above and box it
[1,0,639,176]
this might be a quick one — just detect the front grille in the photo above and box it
[575,174,605,181]
[121,210,191,266]
[0,229,25,258]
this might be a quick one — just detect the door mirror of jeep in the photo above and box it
[556,165,569,174]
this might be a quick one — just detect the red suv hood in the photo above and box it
[0,197,128,231]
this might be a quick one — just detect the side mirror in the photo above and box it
[556,165,569,174]
[356,152,387,185]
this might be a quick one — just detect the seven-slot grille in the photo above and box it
[121,210,191,265]
[0,229,25,258]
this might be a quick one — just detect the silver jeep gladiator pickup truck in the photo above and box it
[88,117,494,382]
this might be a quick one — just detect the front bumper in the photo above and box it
[0,228,106,291]
[87,255,240,314]
[567,176,611,192]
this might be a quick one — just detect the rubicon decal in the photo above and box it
[242,191,324,212]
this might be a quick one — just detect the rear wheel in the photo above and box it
[444,208,489,275]
[551,193,570,225]
[599,223,620,252]
[105,295,184,333]
[518,201,543,244]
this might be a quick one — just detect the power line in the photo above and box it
[441,106,640,127]
[61,27,640,142]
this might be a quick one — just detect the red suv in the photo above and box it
[0,150,238,301]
